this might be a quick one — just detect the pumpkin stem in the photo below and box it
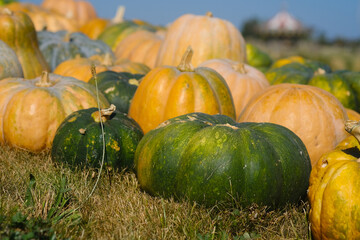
[63,32,72,42]
[314,68,326,76]
[102,53,114,66]
[35,71,53,87]
[234,62,247,74]
[177,46,194,72]
[206,12,213,17]
[345,120,360,143]
[92,104,116,123]
[112,5,125,24]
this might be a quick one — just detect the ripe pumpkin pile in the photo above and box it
[0,1,359,238]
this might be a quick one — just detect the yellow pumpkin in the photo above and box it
[308,120,360,240]
[199,59,269,119]
[155,12,246,67]
[128,47,236,134]
[53,54,150,82]
[238,83,349,166]
[0,72,109,152]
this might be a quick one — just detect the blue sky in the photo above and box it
[22,0,360,40]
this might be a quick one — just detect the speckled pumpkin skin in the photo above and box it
[0,72,109,152]
[135,112,311,208]
[308,132,360,240]
[51,107,143,170]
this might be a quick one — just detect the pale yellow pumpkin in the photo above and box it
[0,72,109,152]
[199,59,269,118]
[155,12,246,67]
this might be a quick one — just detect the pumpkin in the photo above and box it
[114,30,164,69]
[88,70,144,113]
[128,47,236,134]
[238,83,349,166]
[2,2,78,32]
[346,108,360,121]
[41,0,97,28]
[37,30,113,71]
[53,54,150,82]
[308,120,360,240]
[135,112,311,207]
[51,104,143,170]
[199,59,269,119]
[0,39,23,79]
[245,43,273,72]
[155,12,246,68]
[97,20,158,50]
[79,5,125,39]
[0,8,50,78]
[0,71,109,152]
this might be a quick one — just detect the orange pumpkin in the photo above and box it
[128,47,236,134]
[238,83,348,166]
[53,54,150,82]
[346,108,360,121]
[155,12,246,67]
[0,71,109,152]
[114,30,164,69]
[3,2,78,32]
[199,59,269,119]
[41,0,97,27]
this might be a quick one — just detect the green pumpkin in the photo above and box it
[88,71,144,113]
[97,21,157,50]
[308,71,358,111]
[51,105,143,171]
[0,39,23,79]
[266,62,315,85]
[135,112,311,208]
[246,43,272,72]
[37,30,114,71]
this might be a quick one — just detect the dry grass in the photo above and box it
[0,145,311,239]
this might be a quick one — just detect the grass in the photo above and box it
[0,144,311,239]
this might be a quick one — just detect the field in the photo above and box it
[0,145,310,240]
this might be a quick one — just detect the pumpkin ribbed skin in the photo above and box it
[135,112,311,207]
[52,105,143,170]
[155,13,246,67]
[0,72,109,152]
[88,71,144,113]
[245,43,273,72]
[114,30,164,69]
[0,40,23,79]
[37,30,113,71]
[128,47,236,134]
[0,9,50,79]
[308,121,360,240]
[3,2,78,32]
[41,0,97,28]
[238,83,348,166]
[53,54,150,82]
[199,59,269,119]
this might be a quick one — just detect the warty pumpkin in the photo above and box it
[53,54,150,82]
[52,104,143,171]
[199,59,269,119]
[238,83,349,166]
[0,8,50,78]
[0,71,109,152]
[135,112,311,208]
[155,12,246,67]
[128,47,236,134]
[308,120,360,240]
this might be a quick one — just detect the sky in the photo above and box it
[20,0,360,40]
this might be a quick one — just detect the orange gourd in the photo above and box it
[128,47,236,134]
[238,83,349,166]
